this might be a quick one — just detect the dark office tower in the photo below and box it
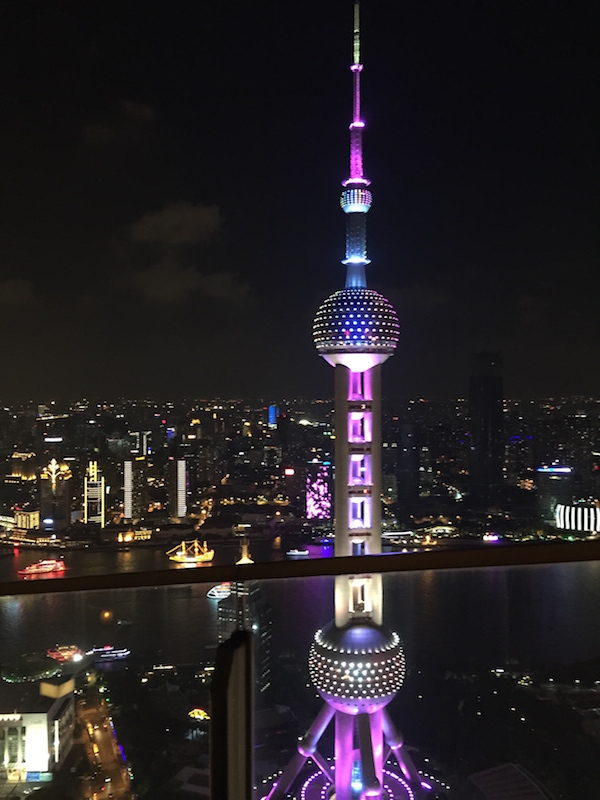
[469,351,505,503]
[396,424,420,517]
[218,581,272,700]
[39,458,72,531]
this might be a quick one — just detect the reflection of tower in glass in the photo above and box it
[265,4,426,798]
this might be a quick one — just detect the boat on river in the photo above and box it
[167,539,214,565]
[47,644,83,663]
[207,582,231,600]
[18,558,66,578]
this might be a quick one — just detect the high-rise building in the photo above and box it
[536,465,574,525]
[396,423,420,516]
[469,351,505,503]
[123,457,147,523]
[266,5,424,798]
[306,460,333,520]
[218,581,272,698]
[166,457,187,521]
[39,458,72,531]
[83,460,105,527]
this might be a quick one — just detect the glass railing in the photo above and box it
[0,541,599,799]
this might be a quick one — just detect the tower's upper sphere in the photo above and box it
[308,620,405,714]
[313,287,399,371]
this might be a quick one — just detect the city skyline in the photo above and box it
[0,1,597,401]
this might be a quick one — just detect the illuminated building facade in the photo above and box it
[0,677,74,782]
[166,457,188,520]
[265,5,425,799]
[554,501,599,536]
[83,460,105,527]
[39,458,72,531]
[306,460,333,520]
[123,457,147,522]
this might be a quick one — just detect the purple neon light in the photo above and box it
[298,768,416,799]
[306,464,333,520]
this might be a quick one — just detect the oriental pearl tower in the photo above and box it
[264,4,427,799]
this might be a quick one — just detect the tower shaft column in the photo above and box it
[334,363,383,627]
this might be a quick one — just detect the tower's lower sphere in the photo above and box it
[313,287,399,359]
[308,620,405,714]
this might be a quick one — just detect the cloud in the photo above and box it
[131,261,201,303]
[130,260,250,306]
[131,202,221,246]
[83,100,155,147]
[201,271,251,305]
[120,100,154,123]
[0,278,36,305]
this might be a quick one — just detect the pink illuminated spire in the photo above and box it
[346,1,369,186]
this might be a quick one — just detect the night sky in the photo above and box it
[0,1,597,402]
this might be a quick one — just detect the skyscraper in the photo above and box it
[265,5,424,798]
[39,458,72,531]
[83,460,105,528]
[166,457,188,521]
[468,351,505,503]
[123,457,147,523]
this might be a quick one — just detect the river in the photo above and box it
[1,546,599,674]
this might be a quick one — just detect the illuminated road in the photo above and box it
[78,697,131,800]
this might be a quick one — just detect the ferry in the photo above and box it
[89,645,131,662]
[167,539,214,565]
[47,645,83,663]
[286,548,309,558]
[18,558,66,578]
[207,582,231,600]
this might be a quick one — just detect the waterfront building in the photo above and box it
[39,458,72,532]
[536,465,574,525]
[83,459,105,528]
[469,351,505,503]
[166,457,188,521]
[265,4,424,798]
[9,452,36,482]
[554,499,599,538]
[123,456,147,523]
[0,676,74,782]
[13,510,40,530]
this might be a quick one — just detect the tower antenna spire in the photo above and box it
[341,0,372,288]
[353,0,361,66]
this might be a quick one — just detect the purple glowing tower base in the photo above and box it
[263,620,425,800]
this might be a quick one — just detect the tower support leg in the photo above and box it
[382,709,423,792]
[335,710,355,800]
[357,713,381,797]
[265,702,334,800]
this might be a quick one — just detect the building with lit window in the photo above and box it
[166,457,188,521]
[0,677,74,783]
[39,459,72,532]
[123,457,147,522]
[83,460,105,527]
[536,465,574,524]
